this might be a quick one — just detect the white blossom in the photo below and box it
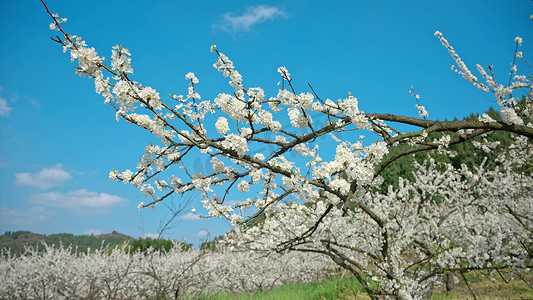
[478,113,496,123]
[237,180,250,192]
[215,117,230,135]
[416,104,429,118]
[501,107,524,126]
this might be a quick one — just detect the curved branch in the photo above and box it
[369,113,533,141]
[374,129,489,178]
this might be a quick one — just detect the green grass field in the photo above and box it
[188,270,532,300]
[188,273,368,300]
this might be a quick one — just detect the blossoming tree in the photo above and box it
[42,1,532,299]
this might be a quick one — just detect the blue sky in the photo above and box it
[0,0,531,246]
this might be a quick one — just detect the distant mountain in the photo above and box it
[0,230,134,255]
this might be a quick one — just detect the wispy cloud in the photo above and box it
[31,189,127,214]
[0,154,7,168]
[0,206,56,225]
[196,229,209,238]
[216,5,286,34]
[0,86,13,117]
[181,212,201,221]
[15,164,72,190]
[28,97,41,109]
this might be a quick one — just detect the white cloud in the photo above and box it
[0,206,56,225]
[0,96,12,117]
[31,189,127,214]
[141,232,160,239]
[83,229,102,236]
[181,212,201,221]
[217,5,286,33]
[0,86,13,117]
[15,164,72,190]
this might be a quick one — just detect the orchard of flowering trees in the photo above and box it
[33,1,533,299]
[0,242,339,299]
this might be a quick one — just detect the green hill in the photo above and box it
[0,230,194,255]
[0,230,134,255]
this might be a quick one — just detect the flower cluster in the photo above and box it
[434,31,480,86]
[111,45,133,74]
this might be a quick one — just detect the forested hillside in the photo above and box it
[0,231,133,255]
[379,105,526,191]
[0,231,193,255]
